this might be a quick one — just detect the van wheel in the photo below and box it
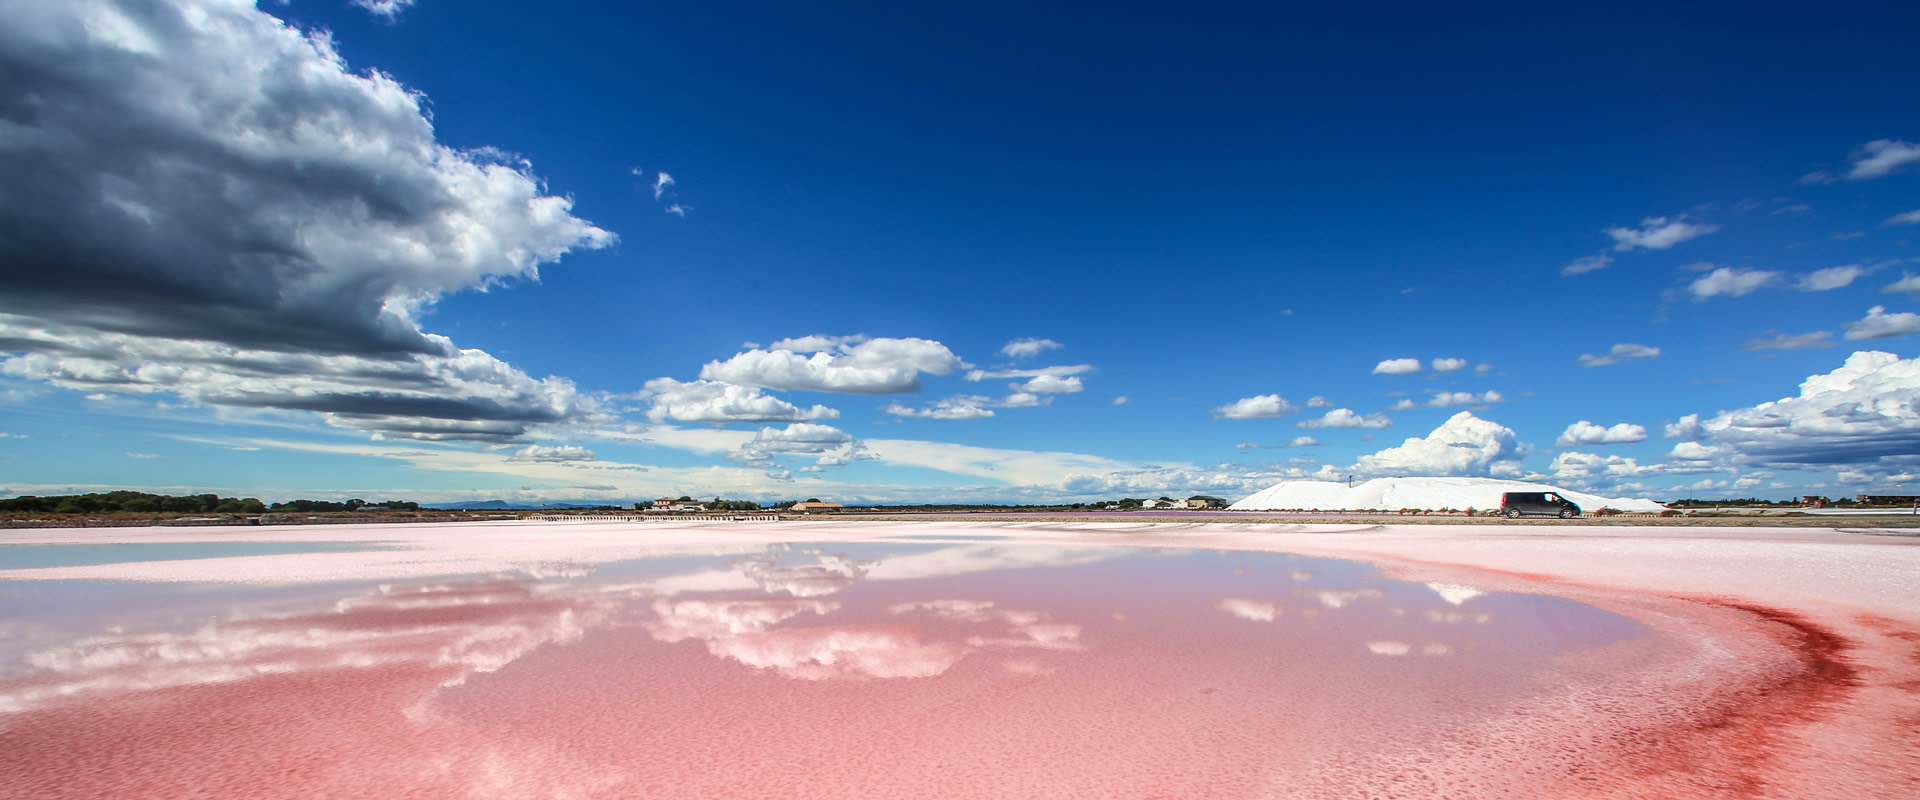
[1504,508,1521,519]
[1559,508,1575,519]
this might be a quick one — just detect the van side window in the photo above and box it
[1544,494,1559,503]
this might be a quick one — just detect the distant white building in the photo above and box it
[648,497,705,512]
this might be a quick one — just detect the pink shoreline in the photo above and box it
[1185,527,1920,799]
[3,521,1917,798]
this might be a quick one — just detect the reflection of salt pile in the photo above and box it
[1425,582,1485,606]
[1230,476,1665,513]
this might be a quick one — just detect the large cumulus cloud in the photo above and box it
[1351,412,1524,477]
[0,0,613,440]
[1667,351,1920,472]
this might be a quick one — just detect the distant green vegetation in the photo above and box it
[1666,497,1828,508]
[0,492,430,516]
[0,491,265,515]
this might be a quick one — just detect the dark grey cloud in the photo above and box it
[0,0,607,355]
[0,0,614,441]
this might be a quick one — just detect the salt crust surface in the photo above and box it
[3,520,1918,798]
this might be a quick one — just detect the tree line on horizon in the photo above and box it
[0,491,265,515]
[0,492,425,516]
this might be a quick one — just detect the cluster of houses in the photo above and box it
[638,497,705,513]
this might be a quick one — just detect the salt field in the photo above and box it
[2,520,1918,799]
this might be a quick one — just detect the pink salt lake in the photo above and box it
[2,521,1917,799]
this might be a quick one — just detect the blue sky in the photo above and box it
[3,0,1919,505]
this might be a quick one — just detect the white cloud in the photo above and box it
[1017,375,1083,394]
[1306,395,1332,408]
[999,392,1044,408]
[1297,408,1392,430]
[1741,331,1834,351]
[1427,391,1502,408]
[1555,421,1647,447]
[507,444,594,463]
[1577,343,1660,367]
[1887,210,1920,226]
[351,0,415,19]
[1550,451,1702,487]
[1844,307,1920,340]
[1667,442,1723,462]
[964,364,1090,381]
[746,423,854,452]
[768,334,868,353]
[883,390,1055,419]
[1561,252,1613,276]
[640,378,839,424]
[1605,216,1719,251]
[654,171,675,200]
[1431,358,1468,373]
[1111,396,1129,405]
[701,337,965,394]
[1393,391,1502,411]
[726,423,865,468]
[1288,436,1324,447]
[1883,273,1920,295]
[664,204,688,218]
[1213,394,1297,420]
[125,452,161,460]
[1845,139,1920,180]
[1000,338,1063,359]
[882,397,997,420]
[1372,358,1422,375]
[1689,267,1781,299]
[1670,351,1920,470]
[1797,265,1866,292]
[1664,414,1704,441]
[1351,412,1522,478]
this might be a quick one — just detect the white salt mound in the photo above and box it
[1229,477,1666,513]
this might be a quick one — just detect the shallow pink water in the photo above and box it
[0,537,1909,798]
